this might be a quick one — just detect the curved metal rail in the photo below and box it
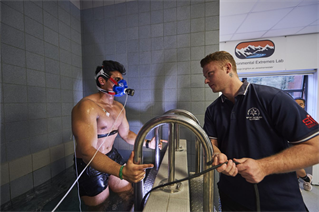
[163,109,203,173]
[133,114,214,212]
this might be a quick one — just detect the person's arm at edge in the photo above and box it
[235,135,319,183]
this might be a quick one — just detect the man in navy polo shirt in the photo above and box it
[201,51,319,211]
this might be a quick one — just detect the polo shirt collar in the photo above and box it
[221,80,250,103]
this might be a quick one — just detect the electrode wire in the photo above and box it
[52,94,129,212]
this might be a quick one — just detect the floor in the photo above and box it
[300,181,319,212]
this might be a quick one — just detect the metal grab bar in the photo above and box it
[133,114,214,212]
[163,109,203,173]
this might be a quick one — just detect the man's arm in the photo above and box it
[235,135,319,183]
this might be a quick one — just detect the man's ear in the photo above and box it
[98,76,105,86]
[225,62,232,74]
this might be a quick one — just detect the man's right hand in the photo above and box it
[212,153,238,177]
[122,151,154,183]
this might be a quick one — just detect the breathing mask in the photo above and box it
[95,69,135,97]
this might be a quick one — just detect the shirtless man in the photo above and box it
[72,60,160,207]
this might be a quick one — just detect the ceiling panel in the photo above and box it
[220,0,319,42]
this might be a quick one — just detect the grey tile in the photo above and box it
[46,88,61,104]
[61,76,73,90]
[164,1,176,9]
[139,25,151,39]
[0,183,10,205]
[164,49,177,62]
[151,0,163,10]
[44,43,60,60]
[139,12,151,26]
[177,62,191,75]
[164,35,177,49]
[2,1,23,13]
[25,35,44,55]
[177,5,191,21]
[59,35,71,51]
[29,119,48,136]
[205,1,219,16]
[177,19,191,34]
[2,44,26,67]
[177,34,190,48]
[43,0,58,17]
[2,64,27,85]
[24,0,43,24]
[70,2,80,20]
[25,16,43,39]
[126,1,138,14]
[191,32,205,46]
[46,102,62,118]
[206,16,219,31]
[4,103,28,122]
[60,49,72,65]
[62,103,73,116]
[139,52,151,65]
[115,28,127,41]
[33,165,51,187]
[115,16,127,29]
[177,48,191,62]
[178,87,191,101]
[127,14,139,28]
[44,27,59,46]
[164,7,177,23]
[27,69,45,87]
[151,24,163,37]
[72,54,82,68]
[45,73,61,88]
[44,11,59,32]
[70,28,81,44]
[191,87,205,101]
[58,6,71,26]
[6,138,30,161]
[2,24,25,49]
[71,41,81,56]
[2,3,24,31]
[45,58,60,75]
[191,18,205,32]
[26,53,45,72]
[191,46,205,60]
[164,22,176,36]
[28,86,46,103]
[28,103,47,119]
[48,131,63,147]
[59,21,71,39]
[205,30,219,45]
[70,15,81,33]
[60,62,73,78]
[50,158,66,177]
[151,50,164,64]
[138,1,150,13]
[139,38,151,52]
[191,101,205,115]
[61,115,71,130]
[3,84,28,103]
[116,41,127,54]
[5,121,29,142]
[191,3,205,18]
[61,90,73,103]
[58,0,70,13]
[152,37,164,50]
[10,173,33,199]
[151,10,163,24]
[29,134,49,154]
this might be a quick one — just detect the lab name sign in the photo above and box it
[221,37,286,72]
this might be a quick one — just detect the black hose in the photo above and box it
[140,161,261,212]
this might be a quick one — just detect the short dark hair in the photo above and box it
[200,51,237,72]
[95,60,126,86]
[294,97,305,104]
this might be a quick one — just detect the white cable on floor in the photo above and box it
[52,94,128,212]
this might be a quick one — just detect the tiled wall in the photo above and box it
[0,0,82,205]
[80,0,220,174]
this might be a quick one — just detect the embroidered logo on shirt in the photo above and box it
[302,115,318,129]
[246,107,263,121]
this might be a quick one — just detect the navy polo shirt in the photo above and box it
[203,81,319,211]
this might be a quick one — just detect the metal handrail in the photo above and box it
[163,109,203,173]
[133,114,214,212]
